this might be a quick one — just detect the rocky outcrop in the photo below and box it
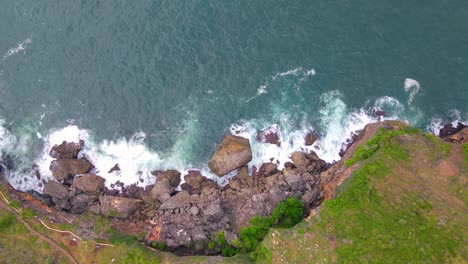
[99,195,142,218]
[49,140,83,159]
[446,127,468,143]
[304,131,317,146]
[43,180,68,200]
[144,151,325,252]
[438,122,467,139]
[72,174,105,193]
[49,158,94,181]
[256,124,281,147]
[208,135,252,176]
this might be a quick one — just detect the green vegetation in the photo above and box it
[122,245,160,264]
[344,127,417,167]
[258,126,466,263]
[0,212,15,232]
[209,197,304,260]
[150,242,166,251]
[20,208,35,219]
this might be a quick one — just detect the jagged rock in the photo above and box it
[208,135,252,176]
[284,171,303,191]
[184,170,205,189]
[72,174,105,193]
[26,190,53,207]
[43,180,68,199]
[291,152,310,168]
[49,158,94,181]
[99,195,142,218]
[256,124,281,147]
[150,178,174,203]
[202,200,223,216]
[447,127,468,143]
[439,122,467,138]
[160,191,190,210]
[108,163,120,173]
[153,170,181,187]
[258,163,278,176]
[49,140,83,159]
[304,131,317,146]
[71,194,98,214]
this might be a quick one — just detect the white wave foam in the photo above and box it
[428,109,468,135]
[3,37,32,60]
[250,67,316,101]
[404,78,421,105]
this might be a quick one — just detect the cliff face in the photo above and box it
[257,121,467,263]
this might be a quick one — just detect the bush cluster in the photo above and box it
[210,197,304,259]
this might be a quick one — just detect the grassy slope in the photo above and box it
[258,127,467,263]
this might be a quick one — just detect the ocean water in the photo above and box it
[0,1,467,192]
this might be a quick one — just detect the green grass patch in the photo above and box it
[314,128,463,263]
[20,208,35,219]
[209,197,304,259]
[0,212,16,232]
[122,245,160,264]
[345,127,417,167]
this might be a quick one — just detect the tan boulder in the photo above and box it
[208,135,252,176]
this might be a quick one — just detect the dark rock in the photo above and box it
[339,132,360,157]
[256,124,281,147]
[71,194,98,214]
[447,127,468,143]
[153,170,181,188]
[49,140,83,159]
[304,131,317,146]
[284,161,295,169]
[49,158,94,181]
[208,135,252,176]
[160,191,190,210]
[108,163,120,173]
[26,190,53,207]
[99,195,142,218]
[72,174,105,193]
[373,108,386,117]
[43,180,68,199]
[439,122,467,138]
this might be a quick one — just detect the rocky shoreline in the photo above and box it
[0,120,467,256]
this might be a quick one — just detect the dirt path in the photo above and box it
[0,197,79,264]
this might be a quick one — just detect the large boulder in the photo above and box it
[49,140,83,159]
[152,170,181,187]
[43,180,68,199]
[160,191,191,210]
[49,158,94,181]
[71,194,98,214]
[208,135,252,176]
[304,131,317,146]
[72,174,105,193]
[150,178,174,203]
[99,195,142,218]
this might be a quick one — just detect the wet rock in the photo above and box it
[208,135,252,176]
[99,195,142,218]
[184,170,205,189]
[439,122,467,138]
[49,158,94,181]
[153,170,181,187]
[256,124,281,147]
[304,131,317,146]
[291,152,310,168]
[43,180,68,199]
[447,127,468,143]
[49,140,83,159]
[258,163,278,176]
[108,163,120,173]
[160,191,190,210]
[72,174,105,193]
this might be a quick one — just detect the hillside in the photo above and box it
[256,122,467,263]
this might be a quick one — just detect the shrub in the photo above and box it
[0,213,15,232]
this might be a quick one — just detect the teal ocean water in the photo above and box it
[0,1,467,192]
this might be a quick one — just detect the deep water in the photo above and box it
[0,1,467,192]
